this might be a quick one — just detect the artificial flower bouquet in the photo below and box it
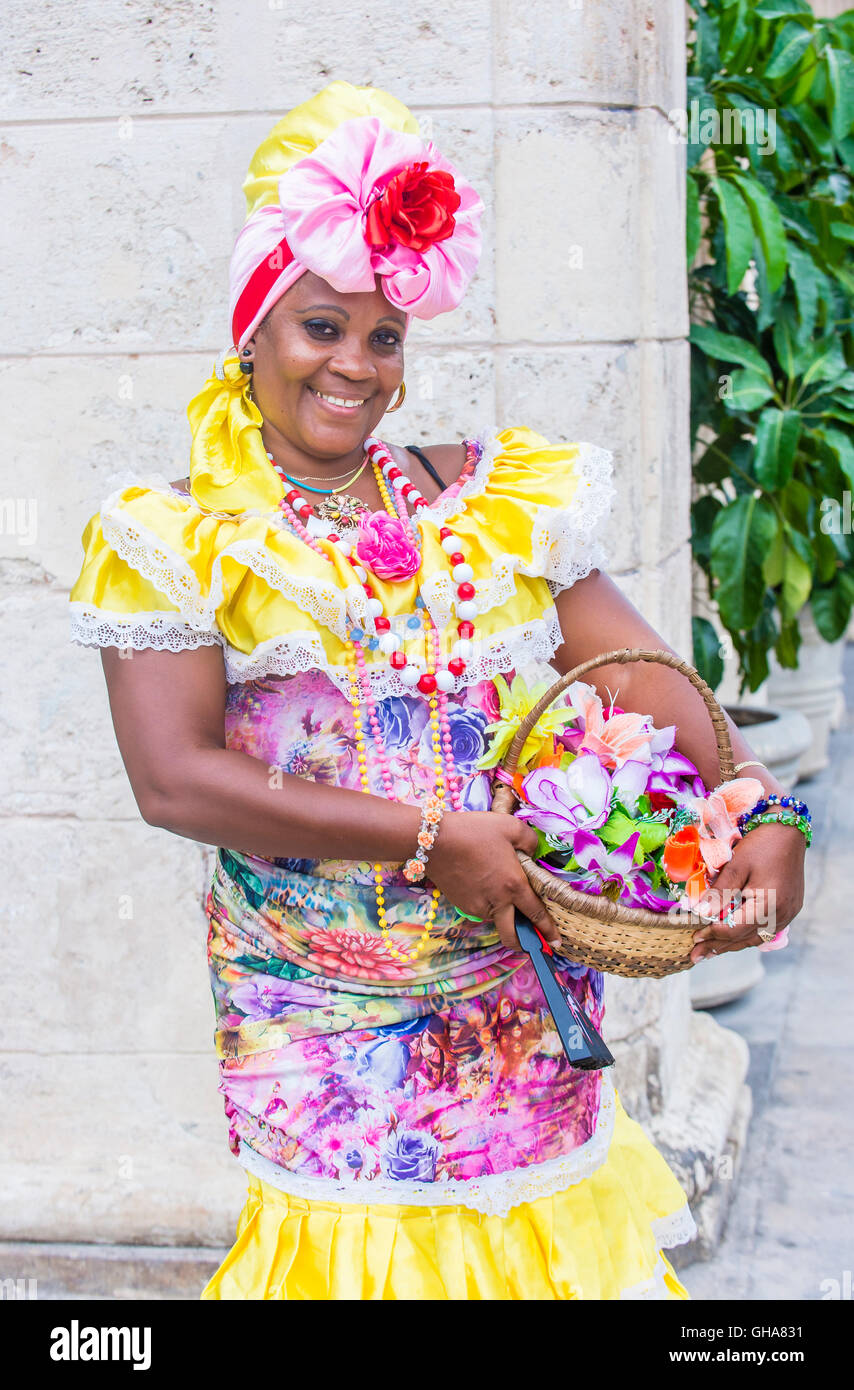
[477,673,765,918]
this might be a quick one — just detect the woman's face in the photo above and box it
[244,270,406,463]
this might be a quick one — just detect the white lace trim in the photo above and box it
[220,605,566,696]
[97,487,367,640]
[67,598,567,696]
[84,427,614,652]
[69,602,222,652]
[650,1202,698,1251]
[236,1071,617,1218]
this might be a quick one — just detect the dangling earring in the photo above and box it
[386,381,406,413]
[239,347,254,376]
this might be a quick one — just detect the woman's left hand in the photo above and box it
[689,820,807,963]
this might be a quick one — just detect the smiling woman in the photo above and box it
[67,78,806,1302]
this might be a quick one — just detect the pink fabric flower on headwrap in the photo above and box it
[230,116,483,348]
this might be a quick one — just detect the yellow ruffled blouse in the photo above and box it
[69,425,616,690]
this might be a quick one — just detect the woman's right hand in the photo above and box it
[427,810,561,952]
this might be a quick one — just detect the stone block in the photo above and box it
[495,108,687,345]
[647,1008,749,1209]
[0,1240,228,1301]
[1,1,494,121]
[611,544,694,657]
[495,0,686,112]
[603,975,662,1043]
[495,340,690,578]
[0,816,215,1054]
[2,590,141,819]
[0,1052,245,1246]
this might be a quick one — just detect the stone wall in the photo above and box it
[1,0,747,1281]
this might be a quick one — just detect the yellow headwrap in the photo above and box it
[187,82,422,515]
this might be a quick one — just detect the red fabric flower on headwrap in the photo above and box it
[364,160,461,251]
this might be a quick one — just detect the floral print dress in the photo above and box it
[207,666,608,1210]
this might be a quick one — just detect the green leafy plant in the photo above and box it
[687,0,854,694]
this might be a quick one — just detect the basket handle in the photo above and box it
[490,647,734,816]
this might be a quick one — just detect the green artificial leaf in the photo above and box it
[811,572,854,642]
[753,407,802,489]
[728,173,788,291]
[712,176,756,294]
[691,493,725,571]
[796,339,850,397]
[722,367,776,413]
[637,820,671,854]
[815,525,840,584]
[793,104,836,164]
[599,810,638,849]
[692,615,726,691]
[711,494,779,629]
[789,52,819,106]
[720,0,750,66]
[825,48,854,143]
[694,434,736,485]
[690,323,774,379]
[693,3,721,83]
[779,476,812,534]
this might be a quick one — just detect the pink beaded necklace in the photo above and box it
[269,437,481,962]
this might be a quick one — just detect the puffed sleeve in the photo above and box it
[416,424,616,623]
[467,425,615,590]
[68,477,369,668]
[69,481,227,652]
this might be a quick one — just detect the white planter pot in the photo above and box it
[723,704,812,791]
[690,949,765,1010]
[766,609,845,779]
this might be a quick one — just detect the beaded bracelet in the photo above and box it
[741,809,813,849]
[403,793,446,883]
[737,793,811,833]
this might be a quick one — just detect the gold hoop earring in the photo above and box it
[386,381,406,413]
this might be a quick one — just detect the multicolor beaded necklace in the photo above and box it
[269,436,482,962]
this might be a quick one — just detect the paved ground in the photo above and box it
[685,644,854,1302]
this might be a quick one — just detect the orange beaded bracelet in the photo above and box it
[403,793,446,883]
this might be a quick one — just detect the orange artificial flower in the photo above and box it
[662,824,710,902]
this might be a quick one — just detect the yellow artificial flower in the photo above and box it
[476,673,578,772]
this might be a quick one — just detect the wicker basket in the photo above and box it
[489,647,736,978]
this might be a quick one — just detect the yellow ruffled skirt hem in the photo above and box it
[201,1092,693,1300]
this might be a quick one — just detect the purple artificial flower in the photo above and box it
[516,753,612,837]
[540,829,681,913]
[644,727,706,797]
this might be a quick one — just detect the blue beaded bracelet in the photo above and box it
[737,792,811,833]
